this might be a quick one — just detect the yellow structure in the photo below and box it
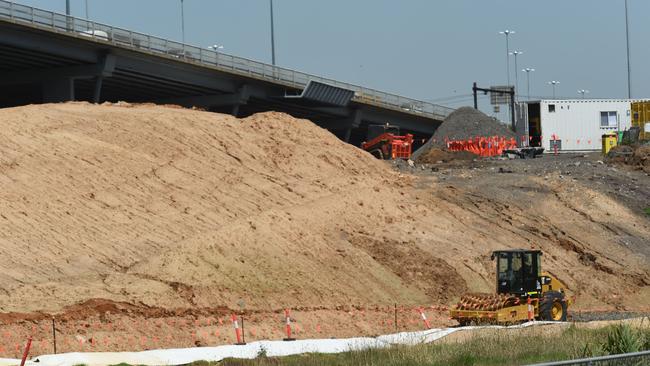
[631,101,650,141]
[602,133,618,155]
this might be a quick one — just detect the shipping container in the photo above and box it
[515,99,648,152]
[631,101,650,141]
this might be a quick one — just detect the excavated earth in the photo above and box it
[0,103,648,356]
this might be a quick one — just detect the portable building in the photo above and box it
[516,99,647,152]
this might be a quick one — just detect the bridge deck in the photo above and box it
[0,0,452,144]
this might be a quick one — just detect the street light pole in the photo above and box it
[624,0,632,98]
[522,68,535,101]
[548,81,560,99]
[499,30,515,124]
[180,0,185,43]
[85,0,89,19]
[578,89,589,99]
[270,0,276,65]
[509,50,523,101]
[499,30,515,87]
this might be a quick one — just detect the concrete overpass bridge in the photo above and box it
[0,0,453,145]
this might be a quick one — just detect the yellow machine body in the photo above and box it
[450,251,571,325]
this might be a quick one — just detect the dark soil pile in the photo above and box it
[412,107,515,160]
[607,145,650,173]
[415,148,476,164]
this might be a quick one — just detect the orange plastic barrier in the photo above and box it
[445,136,517,157]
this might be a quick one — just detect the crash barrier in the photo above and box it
[526,350,650,366]
[445,136,518,157]
[0,321,563,366]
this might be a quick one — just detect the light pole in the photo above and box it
[522,68,535,101]
[499,30,515,87]
[270,0,276,65]
[548,81,560,99]
[65,0,72,30]
[85,0,89,19]
[624,0,631,98]
[208,44,223,66]
[180,0,186,43]
[578,89,589,99]
[509,50,523,100]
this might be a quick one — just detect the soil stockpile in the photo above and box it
[414,148,476,164]
[0,103,649,353]
[607,145,650,173]
[412,107,516,160]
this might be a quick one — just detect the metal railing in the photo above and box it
[526,350,650,366]
[0,0,454,120]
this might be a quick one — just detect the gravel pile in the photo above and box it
[412,107,516,160]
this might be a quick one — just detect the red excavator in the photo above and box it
[361,124,413,160]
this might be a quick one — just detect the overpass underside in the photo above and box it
[0,2,449,148]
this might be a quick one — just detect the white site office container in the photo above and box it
[517,99,647,152]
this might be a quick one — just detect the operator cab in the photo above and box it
[491,250,542,295]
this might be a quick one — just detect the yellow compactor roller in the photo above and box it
[450,249,571,325]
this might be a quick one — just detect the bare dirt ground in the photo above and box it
[0,103,648,356]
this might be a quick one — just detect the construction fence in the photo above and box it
[0,304,450,359]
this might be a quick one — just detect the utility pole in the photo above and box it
[624,0,632,98]
[270,0,276,65]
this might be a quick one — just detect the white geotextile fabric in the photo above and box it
[0,321,561,366]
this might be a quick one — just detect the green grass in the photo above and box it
[644,207,650,216]
[206,325,650,366]
[106,325,650,366]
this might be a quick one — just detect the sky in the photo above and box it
[11,0,650,115]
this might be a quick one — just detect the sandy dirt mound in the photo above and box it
[0,103,649,353]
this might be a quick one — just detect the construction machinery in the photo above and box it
[361,124,413,160]
[450,249,571,325]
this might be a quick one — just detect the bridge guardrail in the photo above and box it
[0,0,453,121]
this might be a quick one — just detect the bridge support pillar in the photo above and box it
[93,76,104,103]
[42,77,75,103]
[230,85,250,118]
[343,109,363,142]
